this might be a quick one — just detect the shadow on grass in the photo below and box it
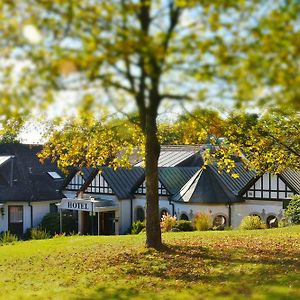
[74,286,140,300]
[110,243,300,285]
[73,242,299,299]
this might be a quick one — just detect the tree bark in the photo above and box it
[144,110,162,249]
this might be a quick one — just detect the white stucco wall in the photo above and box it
[59,194,287,234]
[172,202,229,225]
[132,196,174,221]
[131,198,284,229]
[0,201,58,234]
[119,199,132,234]
[231,200,283,228]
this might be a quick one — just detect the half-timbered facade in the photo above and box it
[243,173,294,200]
[2,143,297,236]
[60,145,299,234]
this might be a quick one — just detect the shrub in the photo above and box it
[278,217,290,228]
[285,195,300,224]
[30,227,50,240]
[0,231,18,244]
[131,220,145,234]
[40,212,77,236]
[240,215,265,230]
[173,220,193,232]
[194,213,213,231]
[53,233,66,238]
[161,213,177,232]
[138,227,146,234]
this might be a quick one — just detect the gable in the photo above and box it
[65,172,85,191]
[243,173,294,200]
[135,180,169,196]
[86,173,114,194]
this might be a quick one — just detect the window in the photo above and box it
[245,173,293,200]
[213,215,226,227]
[8,206,23,235]
[9,206,23,223]
[86,174,113,194]
[50,203,58,213]
[266,215,278,228]
[136,180,169,196]
[250,213,261,219]
[136,181,146,194]
[135,207,145,222]
[180,213,189,221]
[66,173,85,190]
[48,171,62,179]
[160,209,169,218]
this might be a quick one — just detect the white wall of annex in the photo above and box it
[0,201,57,234]
[119,199,131,234]
[231,200,283,228]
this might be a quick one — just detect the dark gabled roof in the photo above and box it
[171,167,239,204]
[209,163,256,196]
[135,145,204,167]
[280,170,300,194]
[62,166,96,190]
[0,143,65,202]
[100,167,144,200]
[81,167,96,181]
[61,167,78,189]
[158,167,199,195]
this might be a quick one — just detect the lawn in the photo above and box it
[0,226,299,300]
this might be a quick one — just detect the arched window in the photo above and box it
[160,209,169,218]
[136,207,145,222]
[250,213,261,219]
[213,215,226,227]
[180,213,189,221]
[266,215,278,228]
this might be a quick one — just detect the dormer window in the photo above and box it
[0,156,12,167]
[48,171,62,179]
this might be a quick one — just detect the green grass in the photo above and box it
[0,226,299,300]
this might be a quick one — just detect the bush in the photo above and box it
[30,227,50,240]
[285,195,300,224]
[240,216,265,230]
[173,220,193,232]
[40,212,77,236]
[131,220,145,234]
[194,213,213,231]
[278,217,290,228]
[0,231,18,244]
[161,213,177,232]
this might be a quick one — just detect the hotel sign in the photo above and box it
[59,198,94,212]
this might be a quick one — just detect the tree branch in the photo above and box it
[160,93,193,101]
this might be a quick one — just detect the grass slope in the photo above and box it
[0,226,299,300]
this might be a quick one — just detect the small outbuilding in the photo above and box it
[0,143,65,235]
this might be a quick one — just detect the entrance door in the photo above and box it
[81,211,115,235]
[8,206,23,235]
[99,211,115,235]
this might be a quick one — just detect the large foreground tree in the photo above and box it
[1,0,299,248]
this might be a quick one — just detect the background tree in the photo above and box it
[158,108,223,145]
[1,0,299,248]
[209,111,300,175]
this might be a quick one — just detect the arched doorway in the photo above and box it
[180,213,189,221]
[213,215,227,227]
[135,207,145,222]
[266,215,278,228]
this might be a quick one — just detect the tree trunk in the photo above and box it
[144,112,162,249]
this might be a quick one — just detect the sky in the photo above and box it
[4,1,268,144]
